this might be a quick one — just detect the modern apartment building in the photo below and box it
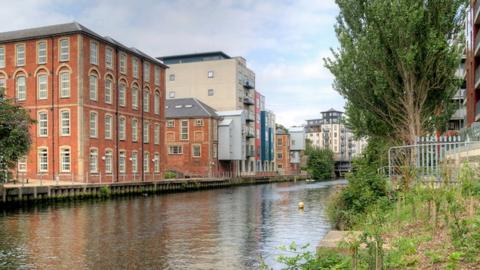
[448,55,467,132]
[158,52,257,175]
[0,22,166,183]
[165,98,221,177]
[260,110,276,172]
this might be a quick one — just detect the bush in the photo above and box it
[327,155,390,229]
[164,171,177,179]
[99,186,111,197]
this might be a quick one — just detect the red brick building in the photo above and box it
[165,98,221,177]
[0,22,167,183]
[275,129,291,175]
[467,1,480,126]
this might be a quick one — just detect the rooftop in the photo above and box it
[166,98,218,119]
[157,51,231,64]
[0,22,166,68]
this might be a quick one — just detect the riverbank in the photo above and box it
[0,175,308,207]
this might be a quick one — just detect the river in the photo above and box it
[0,179,344,269]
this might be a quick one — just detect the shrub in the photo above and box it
[164,171,177,179]
[306,148,335,180]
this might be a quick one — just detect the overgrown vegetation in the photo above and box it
[164,171,177,179]
[306,148,335,181]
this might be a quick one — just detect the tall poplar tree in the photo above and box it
[325,0,467,144]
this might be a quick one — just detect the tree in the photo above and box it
[325,0,466,145]
[307,148,335,180]
[0,90,34,177]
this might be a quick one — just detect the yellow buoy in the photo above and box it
[298,202,304,209]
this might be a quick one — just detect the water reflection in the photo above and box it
[0,180,344,269]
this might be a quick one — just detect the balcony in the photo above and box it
[243,80,254,89]
[451,107,466,120]
[243,96,255,105]
[476,30,480,56]
[476,0,480,25]
[452,89,466,100]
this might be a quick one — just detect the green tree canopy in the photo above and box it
[0,91,34,172]
[325,0,466,144]
[307,148,335,180]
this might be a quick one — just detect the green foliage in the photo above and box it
[306,148,335,180]
[325,0,466,143]
[0,95,34,174]
[327,156,390,229]
[99,186,111,197]
[164,171,177,179]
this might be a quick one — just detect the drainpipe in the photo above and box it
[115,48,119,182]
[140,58,144,182]
[51,36,55,182]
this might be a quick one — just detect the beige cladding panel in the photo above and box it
[166,59,239,111]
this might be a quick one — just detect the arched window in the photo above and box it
[37,73,48,100]
[16,74,26,101]
[154,91,160,115]
[143,90,149,112]
[89,73,98,101]
[132,85,138,109]
[119,82,126,107]
[105,150,113,174]
[105,76,113,104]
[59,70,70,98]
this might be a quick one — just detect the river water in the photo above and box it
[0,180,344,270]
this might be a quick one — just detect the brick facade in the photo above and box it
[165,117,219,177]
[0,23,166,183]
[275,133,291,175]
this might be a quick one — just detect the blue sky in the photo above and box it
[0,0,345,127]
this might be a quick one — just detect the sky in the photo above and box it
[0,0,345,127]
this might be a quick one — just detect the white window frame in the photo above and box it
[195,119,204,127]
[16,75,26,101]
[132,86,138,109]
[0,76,5,95]
[208,89,214,96]
[90,40,98,65]
[37,40,47,64]
[143,121,149,143]
[154,124,160,145]
[132,118,138,142]
[105,77,113,104]
[168,145,183,155]
[131,151,138,173]
[143,62,150,82]
[154,66,160,86]
[154,91,160,115]
[37,73,48,100]
[105,150,113,174]
[59,38,70,62]
[17,156,27,172]
[89,111,98,138]
[132,58,139,78]
[207,70,214,78]
[143,152,149,173]
[89,74,98,101]
[169,74,175,81]
[105,114,113,139]
[192,144,201,158]
[59,71,70,98]
[60,109,70,136]
[119,52,127,74]
[60,147,71,173]
[154,153,160,173]
[167,120,175,128]
[15,43,25,66]
[89,148,98,173]
[0,46,5,68]
[38,147,48,172]
[105,47,113,69]
[119,151,126,174]
[168,91,175,98]
[37,111,48,137]
[143,90,150,112]
[119,116,126,141]
[180,120,189,140]
[119,82,126,107]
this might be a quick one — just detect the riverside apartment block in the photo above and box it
[0,22,167,183]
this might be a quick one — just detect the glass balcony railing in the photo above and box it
[246,111,255,121]
[476,66,480,89]
[243,96,255,105]
[476,100,480,121]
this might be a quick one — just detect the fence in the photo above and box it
[387,136,480,183]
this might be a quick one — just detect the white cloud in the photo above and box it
[0,0,343,126]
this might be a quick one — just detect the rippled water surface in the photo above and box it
[0,180,344,269]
